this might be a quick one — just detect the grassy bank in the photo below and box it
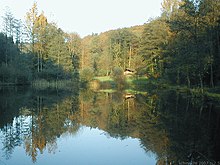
[92,76,220,101]
[91,76,153,91]
[93,76,149,86]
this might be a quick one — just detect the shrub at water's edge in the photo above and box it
[111,67,126,90]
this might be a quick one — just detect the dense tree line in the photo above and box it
[79,0,220,88]
[0,33,32,84]
[162,0,220,88]
[1,0,219,88]
[141,0,220,88]
[0,3,80,84]
[80,27,144,78]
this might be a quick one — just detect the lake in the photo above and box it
[0,87,220,164]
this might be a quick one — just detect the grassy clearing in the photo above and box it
[93,76,220,101]
[97,89,117,93]
[94,76,148,85]
[93,76,113,82]
[124,89,148,95]
[92,76,150,91]
[124,76,148,84]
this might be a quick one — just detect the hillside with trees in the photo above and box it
[0,0,220,90]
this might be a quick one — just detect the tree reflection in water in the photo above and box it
[0,87,219,163]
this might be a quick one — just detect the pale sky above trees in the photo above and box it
[0,0,163,37]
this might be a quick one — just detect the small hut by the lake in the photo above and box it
[124,68,136,76]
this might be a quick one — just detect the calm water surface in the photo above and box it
[0,126,155,165]
[0,87,220,164]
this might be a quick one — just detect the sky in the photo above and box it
[0,0,163,37]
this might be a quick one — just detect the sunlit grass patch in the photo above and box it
[124,89,148,95]
[98,89,117,93]
[94,76,148,84]
[93,76,149,90]
[93,76,113,82]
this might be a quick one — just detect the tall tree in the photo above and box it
[35,12,48,72]
[66,32,82,57]
[25,2,38,53]
[46,24,70,79]
[109,29,133,70]
[140,19,172,78]
[161,0,182,19]
[25,2,40,75]
[2,8,15,38]
[13,19,23,48]
[2,9,15,67]
[199,0,220,87]
[66,32,82,76]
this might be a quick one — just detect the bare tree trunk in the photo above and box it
[5,48,8,67]
[127,100,130,122]
[40,50,43,72]
[177,68,180,85]
[81,47,84,70]
[37,53,40,73]
[128,46,132,68]
[187,68,191,88]
[199,73,204,93]
[210,63,214,87]
[217,30,220,57]
[199,104,204,120]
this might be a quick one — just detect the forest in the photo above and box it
[0,0,220,90]
[0,0,220,163]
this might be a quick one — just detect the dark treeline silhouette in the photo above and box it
[0,33,72,84]
[0,33,31,84]
[159,0,220,88]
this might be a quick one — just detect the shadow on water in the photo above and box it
[0,86,219,164]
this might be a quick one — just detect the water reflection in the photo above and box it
[0,87,220,164]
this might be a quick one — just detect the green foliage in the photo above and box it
[94,76,113,82]
[80,67,94,83]
[0,3,78,85]
[80,27,144,77]
[140,18,172,78]
[163,0,220,88]
[1,0,220,89]
[0,33,32,84]
[111,67,126,89]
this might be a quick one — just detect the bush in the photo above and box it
[111,67,126,89]
[80,67,94,83]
